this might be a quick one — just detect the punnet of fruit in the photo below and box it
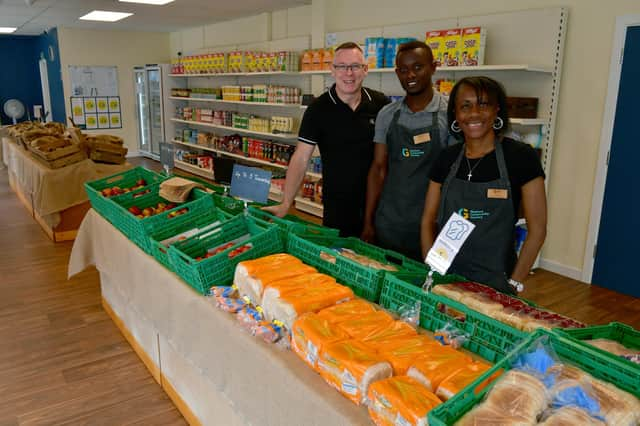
[100,178,148,197]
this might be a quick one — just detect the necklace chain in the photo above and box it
[465,155,485,181]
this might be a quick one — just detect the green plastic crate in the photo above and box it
[172,174,227,194]
[286,234,426,303]
[148,207,230,270]
[555,322,640,372]
[109,187,214,253]
[84,166,165,221]
[168,215,283,295]
[428,328,640,425]
[379,273,527,363]
[246,206,339,245]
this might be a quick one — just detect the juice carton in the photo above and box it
[312,49,324,71]
[322,48,334,71]
[301,50,313,71]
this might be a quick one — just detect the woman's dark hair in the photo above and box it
[447,76,510,139]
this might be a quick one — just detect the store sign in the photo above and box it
[425,212,475,275]
[230,164,272,204]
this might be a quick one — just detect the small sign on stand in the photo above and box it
[230,164,272,204]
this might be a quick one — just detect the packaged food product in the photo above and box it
[317,339,392,404]
[407,347,472,391]
[291,312,349,369]
[435,360,493,401]
[317,299,377,324]
[367,376,442,426]
[336,311,394,340]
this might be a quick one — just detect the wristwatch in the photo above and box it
[508,278,524,293]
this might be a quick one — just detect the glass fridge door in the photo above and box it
[147,67,164,156]
[134,69,151,154]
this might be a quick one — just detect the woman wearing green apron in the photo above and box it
[421,77,547,294]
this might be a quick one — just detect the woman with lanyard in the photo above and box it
[420,76,547,294]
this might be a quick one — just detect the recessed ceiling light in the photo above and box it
[118,0,175,4]
[79,10,133,22]
[0,27,17,33]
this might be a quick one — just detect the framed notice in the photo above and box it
[69,65,118,97]
[70,96,122,129]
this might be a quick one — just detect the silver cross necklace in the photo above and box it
[465,155,485,181]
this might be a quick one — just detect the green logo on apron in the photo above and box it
[401,148,424,158]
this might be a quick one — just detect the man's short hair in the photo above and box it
[397,40,433,62]
[335,42,363,53]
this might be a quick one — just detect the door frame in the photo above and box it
[582,14,640,283]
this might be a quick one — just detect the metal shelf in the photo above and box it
[170,118,297,141]
[294,196,323,218]
[169,96,305,109]
[509,118,547,126]
[169,71,302,77]
[299,64,552,75]
[173,159,214,179]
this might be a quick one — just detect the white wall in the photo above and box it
[57,27,170,154]
[171,0,640,280]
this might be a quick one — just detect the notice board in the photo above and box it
[69,65,121,129]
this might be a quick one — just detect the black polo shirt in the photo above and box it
[298,84,389,203]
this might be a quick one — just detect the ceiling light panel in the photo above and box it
[79,10,133,22]
[0,27,18,33]
[118,0,175,5]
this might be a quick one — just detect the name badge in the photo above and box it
[413,132,431,144]
[487,188,508,199]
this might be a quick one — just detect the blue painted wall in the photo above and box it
[0,35,42,124]
[36,28,66,123]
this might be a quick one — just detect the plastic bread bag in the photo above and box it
[397,300,421,328]
[234,256,317,305]
[586,375,640,425]
[360,321,418,351]
[251,320,283,344]
[335,311,394,340]
[435,360,494,401]
[261,273,337,306]
[456,369,549,425]
[208,285,237,298]
[367,376,442,426]
[407,346,473,391]
[262,282,354,330]
[290,312,349,369]
[377,335,442,376]
[236,305,264,332]
[511,334,562,383]
[538,406,606,426]
[433,322,469,349]
[316,298,377,324]
[546,378,607,421]
[215,296,246,313]
[317,339,392,405]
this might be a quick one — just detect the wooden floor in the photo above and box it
[1,157,639,426]
[0,167,186,426]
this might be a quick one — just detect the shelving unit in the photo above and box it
[299,64,552,75]
[294,196,323,217]
[172,139,321,180]
[169,96,306,109]
[169,71,301,77]
[170,118,297,141]
[173,159,214,179]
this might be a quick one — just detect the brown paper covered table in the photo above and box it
[68,209,371,426]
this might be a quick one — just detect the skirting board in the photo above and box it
[539,258,584,282]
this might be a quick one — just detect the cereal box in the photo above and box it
[425,30,445,67]
[461,27,486,66]
[443,28,462,67]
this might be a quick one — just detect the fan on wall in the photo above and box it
[3,99,26,124]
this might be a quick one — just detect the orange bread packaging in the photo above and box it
[361,321,418,351]
[367,376,442,426]
[291,312,349,369]
[262,279,354,329]
[435,360,493,401]
[377,335,442,375]
[317,299,377,323]
[317,339,392,404]
[406,347,473,391]
[234,253,314,303]
[337,311,394,340]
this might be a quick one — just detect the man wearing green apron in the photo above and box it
[362,41,450,260]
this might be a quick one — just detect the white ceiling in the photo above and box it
[0,0,311,36]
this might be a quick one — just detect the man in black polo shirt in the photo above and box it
[264,42,389,236]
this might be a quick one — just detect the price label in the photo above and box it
[230,164,272,204]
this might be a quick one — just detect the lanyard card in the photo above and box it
[425,212,475,275]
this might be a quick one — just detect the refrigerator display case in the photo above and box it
[134,64,175,159]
